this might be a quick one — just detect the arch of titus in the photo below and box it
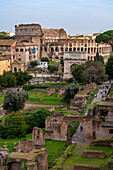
[63,51,87,79]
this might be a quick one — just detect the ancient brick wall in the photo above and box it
[57,88,65,97]
[74,166,100,170]
[14,139,35,153]
[82,151,105,158]
[46,88,55,97]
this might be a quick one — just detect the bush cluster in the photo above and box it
[0,108,51,139]
[0,71,32,87]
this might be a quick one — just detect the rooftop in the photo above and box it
[0,39,15,46]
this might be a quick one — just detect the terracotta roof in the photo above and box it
[0,39,15,46]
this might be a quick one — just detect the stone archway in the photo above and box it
[60,116,93,143]
[63,52,87,79]
[45,115,93,143]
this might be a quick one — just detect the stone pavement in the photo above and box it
[72,123,85,143]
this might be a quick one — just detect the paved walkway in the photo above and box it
[72,81,112,143]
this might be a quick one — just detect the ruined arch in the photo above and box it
[45,115,93,143]
[60,116,93,142]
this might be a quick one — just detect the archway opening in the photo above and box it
[73,47,76,51]
[67,121,85,143]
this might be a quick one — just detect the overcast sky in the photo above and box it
[0,0,113,34]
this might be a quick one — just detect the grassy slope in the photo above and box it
[45,140,67,166]
[63,144,112,169]
[28,91,68,106]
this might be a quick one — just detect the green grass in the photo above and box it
[54,108,76,116]
[110,52,113,57]
[0,133,32,153]
[69,122,79,137]
[94,137,113,141]
[28,91,68,106]
[0,114,7,121]
[0,133,66,166]
[91,88,98,95]
[111,87,113,93]
[49,60,60,66]
[87,145,112,158]
[52,144,74,169]
[88,101,99,110]
[0,94,4,104]
[45,140,67,166]
[63,144,112,169]
[76,94,88,97]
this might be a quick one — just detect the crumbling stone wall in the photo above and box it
[46,88,55,97]
[74,165,100,170]
[13,139,35,153]
[91,140,113,146]
[57,88,65,97]
[45,114,93,142]
[32,127,45,148]
[6,148,48,170]
[37,149,48,170]
[85,83,97,90]
[70,96,86,111]
[82,151,105,158]
[45,113,64,130]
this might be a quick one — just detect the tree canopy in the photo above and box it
[0,71,32,87]
[48,64,58,73]
[30,61,38,68]
[63,84,79,103]
[72,61,108,84]
[106,55,113,79]
[4,112,27,138]
[94,50,104,64]
[26,108,51,133]
[95,30,113,51]
[0,32,15,40]
[41,57,49,63]
[3,89,29,112]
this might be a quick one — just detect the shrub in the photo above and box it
[48,64,58,73]
[63,84,79,103]
[3,89,29,112]
[41,57,49,63]
[30,61,37,68]
[26,108,51,133]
